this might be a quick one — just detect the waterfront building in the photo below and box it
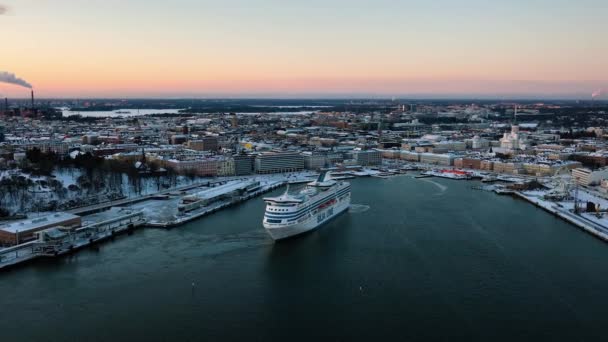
[522,161,581,177]
[234,155,255,175]
[480,160,494,171]
[217,158,235,177]
[326,152,344,165]
[400,151,421,162]
[571,168,608,186]
[255,152,304,174]
[302,151,327,170]
[379,149,401,159]
[454,157,483,169]
[0,212,81,246]
[352,150,382,166]
[493,161,524,174]
[419,152,455,166]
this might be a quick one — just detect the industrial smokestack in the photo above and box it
[4,97,7,113]
[31,89,34,109]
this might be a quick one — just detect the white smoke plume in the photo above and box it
[592,89,604,99]
[0,71,32,89]
[0,5,7,15]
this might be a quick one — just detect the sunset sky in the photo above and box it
[0,0,606,98]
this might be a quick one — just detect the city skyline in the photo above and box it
[5,1,608,339]
[1,0,607,98]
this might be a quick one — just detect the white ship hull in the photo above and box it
[264,197,350,240]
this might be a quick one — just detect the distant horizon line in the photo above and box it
[4,95,607,102]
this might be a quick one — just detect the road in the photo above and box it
[67,181,210,216]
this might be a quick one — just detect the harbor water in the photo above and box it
[2,176,608,341]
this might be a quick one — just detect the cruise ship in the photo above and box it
[263,172,351,240]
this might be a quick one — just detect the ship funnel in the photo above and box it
[316,171,332,183]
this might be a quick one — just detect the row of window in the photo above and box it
[268,207,291,212]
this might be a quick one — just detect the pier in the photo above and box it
[145,180,285,228]
[514,192,608,243]
[0,208,146,270]
[5,167,608,274]
[0,177,291,271]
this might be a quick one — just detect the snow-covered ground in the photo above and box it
[0,167,211,215]
[52,168,81,187]
[0,166,320,217]
[519,188,608,241]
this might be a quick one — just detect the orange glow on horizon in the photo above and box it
[0,0,606,98]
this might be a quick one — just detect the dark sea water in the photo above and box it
[2,176,608,341]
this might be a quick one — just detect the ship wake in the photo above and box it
[421,179,448,194]
[193,230,273,257]
[349,204,370,213]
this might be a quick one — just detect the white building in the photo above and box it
[419,153,455,166]
[302,152,327,170]
[500,125,527,151]
[571,168,608,186]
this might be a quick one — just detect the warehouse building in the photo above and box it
[0,212,81,246]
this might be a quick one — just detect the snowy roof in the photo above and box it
[192,180,257,200]
[0,212,80,233]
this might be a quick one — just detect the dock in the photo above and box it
[0,208,146,271]
[0,178,289,270]
[515,192,608,243]
[145,180,285,228]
